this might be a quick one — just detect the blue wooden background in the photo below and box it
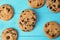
[0,0,60,40]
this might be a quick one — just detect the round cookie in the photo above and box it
[2,28,18,40]
[18,9,36,32]
[46,0,60,12]
[44,22,60,38]
[0,4,14,20]
[28,0,44,8]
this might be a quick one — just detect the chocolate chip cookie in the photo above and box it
[46,0,60,12]
[18,9,36,32]
[28,0,44,8]
[2,28,18,40]
[0,4,14,20]
[44,22,60,38]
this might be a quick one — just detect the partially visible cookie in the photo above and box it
[2,28,18,40]
[18,9,36,32]
[46,0,60,12]
[28,0,44,8]
[44,22,60,38]
[0,4,14,20]
[59,26,60,33]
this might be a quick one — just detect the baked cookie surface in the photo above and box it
[0,4,14,20]
[2,28,18,40]
[18,9,36,32]
[46,0,60,12]
[28,0,44,8]
[44,22,60,38]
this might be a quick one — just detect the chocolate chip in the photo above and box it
[19,22,22,25]
[53,5,56,7]
[6,36,10,39]
[48,23,49,25]
[24,21,27,24]
[37,4,40,6]
[22,30,25,31]
[58,5,60,8]
[2,7,5,8]
[50,6,52,9]
[29,1,31,3]
[33,13,35,15]
[52,9,56,11]
[22,30,29,32]
[22,11,24,12]
[27,30,29,31]
[52,0,56,2]
[9,29,12,32]
[32,25,35,27]
[0,14,3,17]
[13,33,16,36]
[25,27,27,29]
[45,23,49,27]
[26,10,30,12]
[55,28,58,30]
[58,0,60,1]
[29,25,31,26]
[54,0,56,2]
[24,13,26,15]
[45,24,47,27]
[27,18,29,20]
[0,10,2,13]
[22,20,24,22]
[46,30,50,34]
[40,3,42,5]
[20,15,22,17]
[6,8,10,12]
[6,31,9,33]
[52,34,55,37]
[34,19,36,21]
[31,17,36,21]
[32,22,35,25]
